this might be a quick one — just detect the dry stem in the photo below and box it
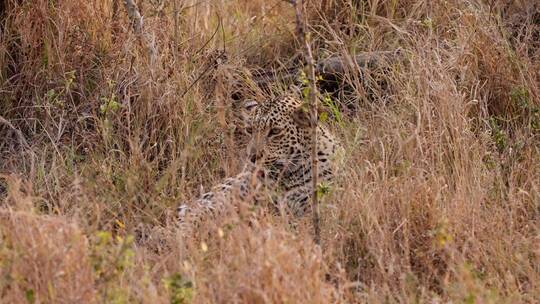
[293,0,320,245]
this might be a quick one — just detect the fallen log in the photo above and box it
[251,49,404,88]
[317,49,402,74]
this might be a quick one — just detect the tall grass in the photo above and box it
[1,0,539,302]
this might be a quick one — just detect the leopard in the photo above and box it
[176,162,275,228]
[177,95,343,228]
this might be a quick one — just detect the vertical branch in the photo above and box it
[123,0,143,34]
[293,0,321,245]
[173,0,179,59]
[122,0,157,65]
[111,0,120,43]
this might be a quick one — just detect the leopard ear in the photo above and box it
[292,107,315,128]
[239,100,258,134]
[243,99,258,112]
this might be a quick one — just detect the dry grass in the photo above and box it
[1,0,539,303]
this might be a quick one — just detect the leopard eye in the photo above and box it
[268,127,281,136]
[245,126,253,134]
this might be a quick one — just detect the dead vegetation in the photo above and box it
[1,0,539,303]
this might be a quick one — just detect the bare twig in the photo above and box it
[293,0,321,245]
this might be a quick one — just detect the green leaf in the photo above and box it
[46,89,56,100]
[302,87,310,99]
[319,111,328,123]
[25,289,35,304]
[316,183,331,200]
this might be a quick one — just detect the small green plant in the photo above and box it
[447,263,501,304]
[299,71,324,100]
[99,80,120,146]
[322,94,343,127]
[488,117,507,152]
[25,289,35,304]
[394,159,412,176]
[44,88,64,107]
[316,182,331,200]
[510,86,530,110]
[163,273,194,304]
[99,80,120,125]
[100,94,120,115]
[299,71,343,127]
[510,86,540,131]
[299,70,311,100]
[41,70,77,108]
[429,219,453,248]
[91,231,135,303]
[421,17,433,30]
[64,70,76,92]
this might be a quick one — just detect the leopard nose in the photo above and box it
[247,137,262,163]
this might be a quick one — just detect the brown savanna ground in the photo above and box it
[1,0,539,303]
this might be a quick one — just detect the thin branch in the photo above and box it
[194,12,221,55]
[293,0,321,245]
